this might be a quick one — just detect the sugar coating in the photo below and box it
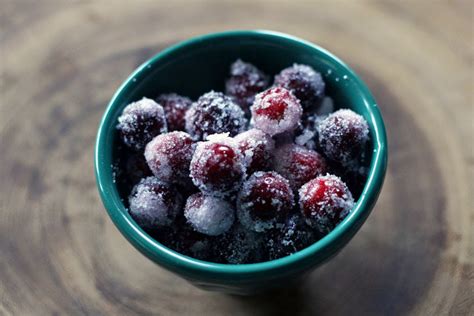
[128,177,182,229]
[237,171,294,232]
[273,143,327,190]
[299,174,354,233]
[213,224,263,264]
[234,128,275,174]
[144,131,195,184]
[190,134,246,197]
[264,214,317,260]
[225,59,269,110]
[185,91,247,140]
[251,87,303,136]
[156,93,192,131]
[184,193,235,236]
[274,64,325,109]
[318,109,369,165]
[117,97,168,150]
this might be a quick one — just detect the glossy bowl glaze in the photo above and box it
[95,30,387,295]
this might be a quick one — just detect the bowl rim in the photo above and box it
[95,29,387,277]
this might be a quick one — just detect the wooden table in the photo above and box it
[1,1,472,315]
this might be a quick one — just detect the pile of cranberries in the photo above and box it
[114,60,370,263]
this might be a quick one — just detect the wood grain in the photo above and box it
[1,1,472,315]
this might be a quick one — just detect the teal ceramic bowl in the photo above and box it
[95,30,387,295]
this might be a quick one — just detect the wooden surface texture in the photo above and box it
[1,1,473,315]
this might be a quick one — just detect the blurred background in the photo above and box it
[1,1,472,315]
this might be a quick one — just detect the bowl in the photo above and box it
[95,30,387,295]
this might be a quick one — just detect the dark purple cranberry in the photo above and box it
[318,109,369,166]
[274,64,325,109]
[225,59,269,112]
[264,214,318,260]
[156,93,192,131]
[128,177,182,230]
[211,225,264,264]
[184,91,247,141]
[116,98,168,150]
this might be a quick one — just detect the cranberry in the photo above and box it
[225,59,269,112]
[190,134,246,197]
[299,174,354,233]
[156,93,192,131]
[144,131,194,184]
[234,128,275,175]
[184,193,235,236]
[273,144,327,191]
[251,87,302,136]
[185,91,247,140]
[237,171,294,232]
[274,64,325,109]
[116,98,168,150]
[264,214,318,260]
[161,216,213,261]
[212,225,263,264]
[128,177,183,229]
[318,109,369,165]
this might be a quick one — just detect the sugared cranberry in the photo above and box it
[190,134,246,197]
[184,193,235,236]
[251,87,302,136]
[234,128,275,175]
[273,144,327,191]
[212,225,263,264]
[264,214,318,260]
[117,98,167,150]
[274,64,325,109]
[159,217,213,261]
[318,109,369,165]
[237,171,294,232]
[225,59,269,112]
[299,174,354,233]
[144,131,194,184]
[156,93,192,131]
[185,91,247,140]
[128,177,182,229]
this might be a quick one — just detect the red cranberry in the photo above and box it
[234,128,275,174]
[185,91,247,140]
[251,87,302,136]
[318,109,369,165]
[117,98,167,150]
[225,59,269,112]
[274,64,325,109]
[144,131,194,184]
[274,144,327,191]
[299,174,354,233]
[190,134,246,197]
[237,171,294,232]
[128,177,183,229]
[184,193,235,236]
[156,93,192,131]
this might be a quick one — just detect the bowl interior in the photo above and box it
[96,31,387,282]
